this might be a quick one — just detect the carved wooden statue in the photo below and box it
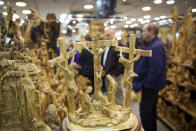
[64,27,145,131]
[48,37,78,114]
[115,34,152,108]
[107,74,118,106]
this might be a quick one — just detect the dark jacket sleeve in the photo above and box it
[108,47,124,76]
[144,44,164,88]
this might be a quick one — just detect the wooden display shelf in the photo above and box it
[157,113,177,131]
[167,59,193,69]
[166,78,196,91]
[177,82,196,91]
[159,96,196,118]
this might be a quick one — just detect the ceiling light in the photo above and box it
[141,21,146,24]
[84,5,93,9]
[138,18,143,22]
[13,14,19,19]
[124,25,129,28]
[22,10,31,14]
[160,15,166,19]
[124,16,128,20]
[130,25,134,28]
[122,0,127,2]
[0,0,4,5]
[62,30,67,33]
[133,23,138,27]
[154,0,162,4]
[3,12,7,16]
[76,14,83,18]
[16,2,27,7]
[72,21,76,24]
[21,19,24,24]
[130,18,136,22]
[72,29,76,33]
[125,21,131,24]
[154,17,160,21]
[142,7,151,11]
[78,18,83,22]
[110,19,114,24]
[104,23,107,26]
[168,19,173,23]
[68,25,72,29]
[192,8,196,12]
[111,25,116,29]
[144,20,150,23]
[166,0,175,5]
[144,15,151,19]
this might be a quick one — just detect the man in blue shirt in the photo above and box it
[133,23,166,131]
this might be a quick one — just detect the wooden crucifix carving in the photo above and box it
[74,26,118,100]
[48,37,78,114]
[115,34,152,108]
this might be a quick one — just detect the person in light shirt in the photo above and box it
[101,28,125,106]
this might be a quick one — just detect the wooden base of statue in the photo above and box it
[66,113,143,131]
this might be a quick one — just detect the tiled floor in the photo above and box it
[131,99,171,131]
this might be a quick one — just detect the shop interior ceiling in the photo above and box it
[1,0,196,28]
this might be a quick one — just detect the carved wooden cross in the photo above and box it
[48,37,77,113]
[115,34,152,108]
[48,37,68,68]
[73,27,118,100]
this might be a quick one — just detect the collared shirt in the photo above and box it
[103,47,110,66]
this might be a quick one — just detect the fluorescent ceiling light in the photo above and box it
[192,8,196,12]
[125,21,131,24]
[0,0,4,5]
[20,19,24,24]
[133,23,138,27]
[138,18,143,22]
[130,25,134,28]
[16,2,27,7]
[78,18,83,22]
[144,19,150,23]
[154,17,160,21]
[124,16,128,20]
[76,14,83,18]
[166,0,175,5]
[13,14,19,19]
[111,25,116,29]
[141,21,146,24]
[62,30,67,33]
[110,19,114,24]
[84,5,93,9]
[144,15,151,19]
[22,10,31,14]
[142,7,151,11]
[154,0,162,4]
[160,15,166,19]
[3,12,7,16]
[124,25,129,28]
[68,25,72,29]
[59,14,67,23]
[130,18,136,22]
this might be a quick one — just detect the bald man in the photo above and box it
[133,23,166,131]
[101,28,125,106]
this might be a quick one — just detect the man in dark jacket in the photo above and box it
[133,23,166,131]
[101,29,124,105]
